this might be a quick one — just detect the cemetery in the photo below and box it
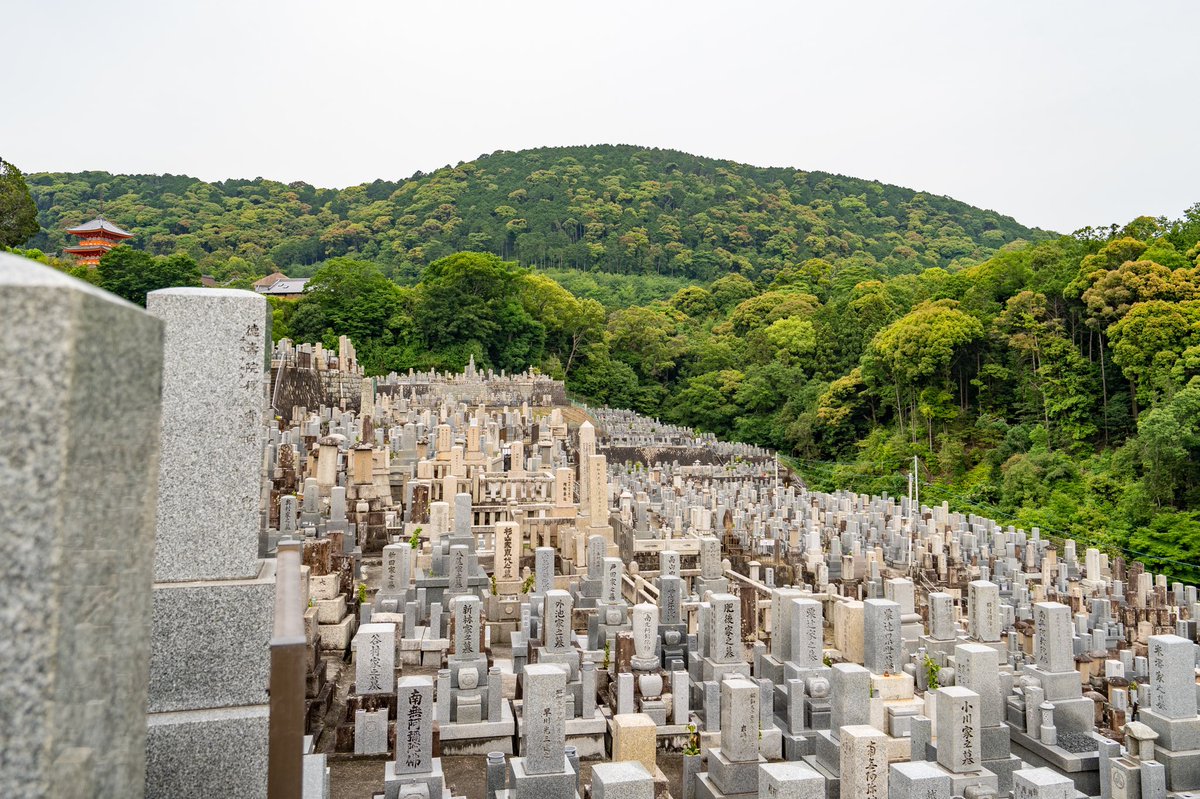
[6,248,1200,799]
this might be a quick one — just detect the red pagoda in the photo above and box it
[63,216,133,266]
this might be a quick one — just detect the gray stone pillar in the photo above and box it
[0,255,164,798]
[144,288,275,799]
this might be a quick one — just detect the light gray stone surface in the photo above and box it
[968,580,1001,642]
[830,662,871,734]
[720,677,761,762]
[302,752,329,799]
[0,254,164,799]
[523,664,568,775]
[146,287,268,582]
[759,761,825,799]
[709,593,741,663]
[864,598,902,674]
[660,575,683,626]
[789,598,824,669]
[355,709,389,755]
[1012,765,1074,798]
[147,565,275,712]
[452,595,481,657]
[1033,602,1075,673]
[936,686,982,773]
[955,643,1002,721]
[534,546,555,595]
[1148,634,1198,719]
[545,590,574,653]
[145,705,269,799]
[928,592,956,640]
[145,286,275,798]
[839,724,888,799]
[890,760,951,799]
[355,623,397,695]
[592,761,653,799]
[395,677,434,774]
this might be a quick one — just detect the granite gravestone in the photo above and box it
[0,255,164,798]
[356,623,397,695]
[968,581,1001,643]
[936,686,982,773]
[145,287,274,799]
[864,598,902,674]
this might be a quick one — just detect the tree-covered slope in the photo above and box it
[24,144,1045,284]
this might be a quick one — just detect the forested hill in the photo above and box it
[24,144,1045,285]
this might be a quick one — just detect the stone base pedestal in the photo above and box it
[383,758,449,799]
[146,562,275,798]
[693,577,730,597]
[146,706,269,799]
[438,700,517,755]
[505,756,577,798]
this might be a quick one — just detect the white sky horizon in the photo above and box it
[5,0,1198,236]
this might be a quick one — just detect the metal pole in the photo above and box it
[268,539,306,799]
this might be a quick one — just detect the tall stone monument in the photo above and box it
[144,288,276,798]
[0,255,164,798]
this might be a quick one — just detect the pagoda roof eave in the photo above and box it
[66,217,134,238]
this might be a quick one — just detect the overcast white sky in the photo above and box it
[5,1,1198,233]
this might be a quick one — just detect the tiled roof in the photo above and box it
[66,217,133,237]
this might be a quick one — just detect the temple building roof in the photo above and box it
[66,217,134,238]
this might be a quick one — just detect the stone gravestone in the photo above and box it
[495,522,520,586]
[968,580,1001,643]
[355,623,396,695]
[839,725,888,799]
[535,546,555,596]
[602,557,623,605]
[395,678,433,774]
[631,603,659,671]
[709,593,742,664]
[385,676,447,799]
[381,542,411,597]
[759,762,825,799]
[830,663,871,735]
[448,544,470,595]
[864,598,902,675]
[145,287,275,799]
[509,664,576,798]
[354,709,388,755]
[954,643,1001,724]
[524,664,568,774]
[453,595,481,658]
[1147,634,1197,719]
[789,598,824,670]
[0,255,164,798]
[592,761,653,799]
[936,686,981,773]
[1033,601,1074,674]
[660,575,684,626]
[544,590,574,654]
[928,592,956,641]
[698,677,766,798]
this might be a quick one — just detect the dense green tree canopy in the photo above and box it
[18,145,1200,582]
[23,145,1044,288]
[0,157,39,248]
[96,247,201,306]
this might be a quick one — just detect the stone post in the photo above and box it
[0,255,163,798]
[144,287,275,799]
